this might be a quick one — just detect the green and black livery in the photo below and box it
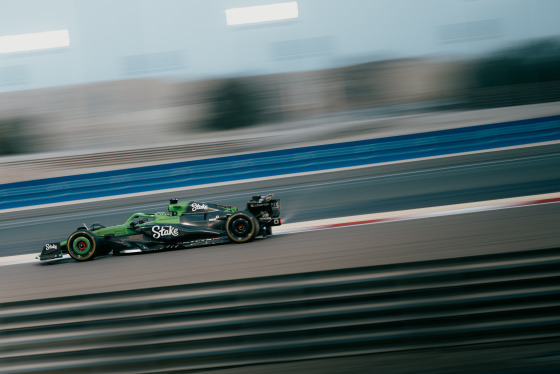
[38,194,281,262]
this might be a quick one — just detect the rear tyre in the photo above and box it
[67,230,100,261]
[226,212,259,243]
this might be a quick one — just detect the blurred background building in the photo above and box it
[0,0,559,155]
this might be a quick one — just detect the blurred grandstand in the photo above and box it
[1,38,559,157]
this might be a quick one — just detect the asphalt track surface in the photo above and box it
[1,143,559,302]
[1,201,559,302]
[1,143,560,257]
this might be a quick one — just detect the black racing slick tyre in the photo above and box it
[67,230,100,261]
[226,212,259,243]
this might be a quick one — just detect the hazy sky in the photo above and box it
[1,0,559,92]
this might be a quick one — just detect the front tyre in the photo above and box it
[67,230,100,261]
[226,212,259,243]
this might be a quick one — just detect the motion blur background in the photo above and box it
[1,0,559,165]
[2,2,560,373]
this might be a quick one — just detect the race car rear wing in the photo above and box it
[247,194,281,225]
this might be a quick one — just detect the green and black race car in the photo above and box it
[38,194,281,262]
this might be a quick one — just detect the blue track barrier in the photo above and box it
[1,115,559,210]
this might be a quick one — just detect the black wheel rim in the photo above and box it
[231,217,251,238]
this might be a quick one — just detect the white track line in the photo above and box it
[1,192,559,267]
[274,192,560,233]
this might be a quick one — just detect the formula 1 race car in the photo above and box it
[38,194,281,262]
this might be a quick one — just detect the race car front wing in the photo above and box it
[37,243,63,261]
